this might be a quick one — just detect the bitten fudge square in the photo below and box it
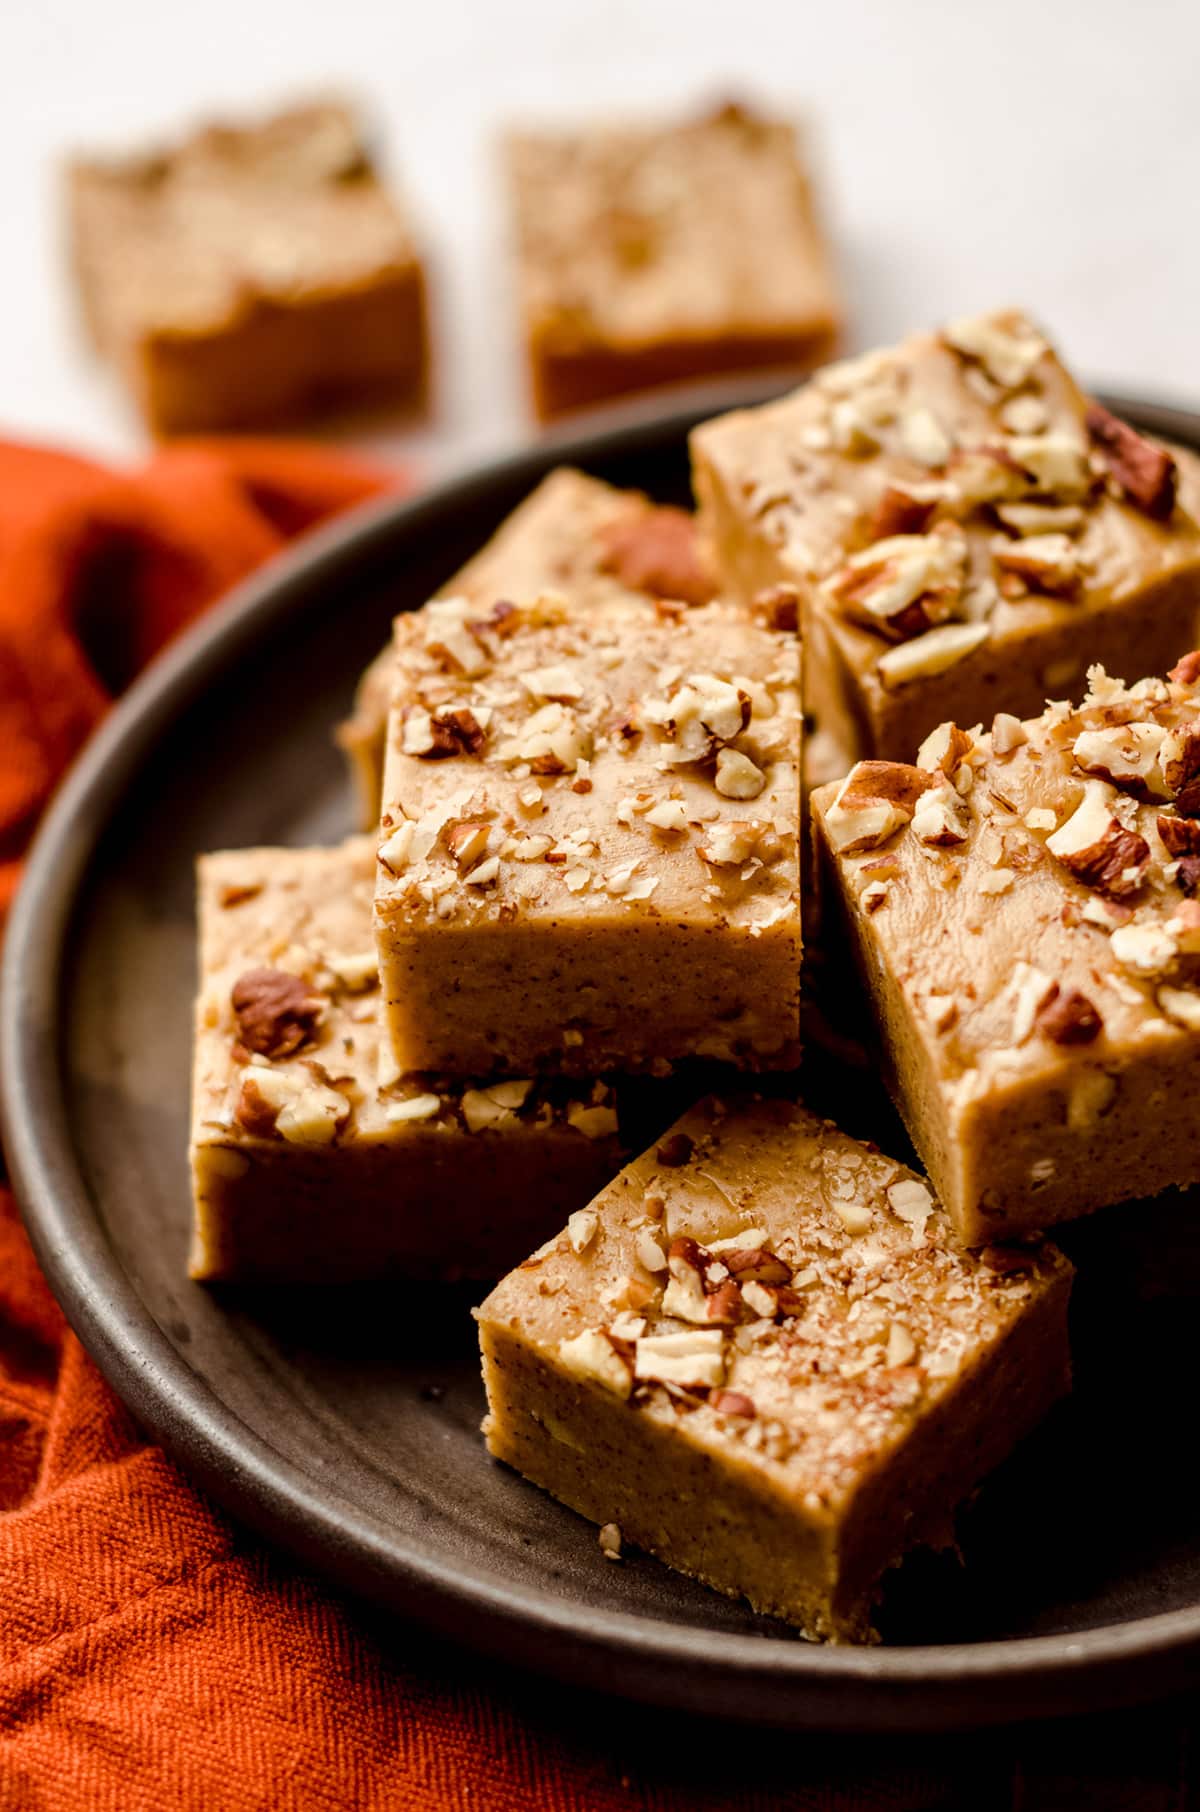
[190,838,624,1283]
[812,656,1200,1244]
[337,467,716,828]
[477,1096,1072,1641]
[68,99,428,434]
[374,589,801,1078]
[507,100,840,421]
[692,309,1200,768]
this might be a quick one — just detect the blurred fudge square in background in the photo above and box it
[67,98,429,434]
[506,99,841,421]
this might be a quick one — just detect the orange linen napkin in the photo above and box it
[0,435,1191,1810]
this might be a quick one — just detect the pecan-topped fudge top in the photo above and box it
[194,839,618,1151]
[73,101,419,339]
[375,590,800,933]
[481,1097,1069,1502]
[694,309,1200,689]
[508,101,837,349]
[815,654,1200,1083]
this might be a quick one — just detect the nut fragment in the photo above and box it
[597,506,714,605]
[1073,724,1168,800]
[991,712,1028,757]
[235,1065,348,1146]
[598,1522,624,1561]
[231,968,324,1060]
[714,749,766,799]
[1156,986,1200,1031]
[877,621,989,688]
[824,530,967,640]
[942,312,1047,387]
[656,1132,694,1167]
[992,533,1083,596]
[697,821,764,866]
[1086,402,1177,520]
[634,1328,725,1390]
[644,674,751,763]
[1046,783,1150,897]
[1036,986,1103,1045]
[558,1329,632,1398]
[823,760,930,854]
[916,721,975,780]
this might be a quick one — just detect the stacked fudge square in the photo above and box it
[191,308,1200,1643]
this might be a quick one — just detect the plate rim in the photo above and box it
[6,382,1200,1730]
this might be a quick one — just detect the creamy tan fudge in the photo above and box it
[507,101,840,421]
[68,100,428,433]
[813,654,1200,1243]
[338,468,716,826]
[374,588,801,1078]
[477,1096,1072,1640]
[190,838,624,1283]
[693,310,1200,768]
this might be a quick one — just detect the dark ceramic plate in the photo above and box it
[7,381,1200,1733]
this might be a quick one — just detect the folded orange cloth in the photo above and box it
[0,436,1183,1809]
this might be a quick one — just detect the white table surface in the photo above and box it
[5,0,1198,477]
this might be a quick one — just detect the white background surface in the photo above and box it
[4,0,1198,476]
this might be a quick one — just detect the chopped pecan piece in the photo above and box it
[1036,986,1103,1045]
[1160,720,1200,811]
[869,483,939,539]
[231,967,324,1059]
[709,1388,756,1418]
[1170,651,1200,687]
[426,706,488,758]
[218,881,263,908]
[824,528,967,641]
[753,584,799,632]
[656,1132,695,1167]
[824,760,931,854]
[1047,786,1150,897]
[1157,813,1200,857]
[1178,855,1200,897]
[597,506,714,605]
[1086,402,1177,520]
[721,1247,793,1285]
[705,1279,744,1325]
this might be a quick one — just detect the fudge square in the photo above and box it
[812,656,1200,1244]
[374,588,801,1078]
[692,309,1200,767]
[506,100,840,421]
[338,467,716,827]
[67,99,428,433]
[190,838,624,1283]
[477,1096,1072,1641]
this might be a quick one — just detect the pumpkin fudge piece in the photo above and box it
[692,309,1200,768]
[374,588,801,1078]
[812,656,1200,1243]
[67,99,428,433]
[190,837,623,1283]
[477,1096,1072,1641]
[338,468,716,827]
[507,101,840,421]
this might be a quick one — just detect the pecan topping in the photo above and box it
[709,1389,756,1418]
[656,1132,694,1167]
[823,760,932,854]
[1158,814,1200,858]
[425,706,487,758]
[1036,986,1104,1045]
[1178,855,1200,897]
[1086,402,1177,520]
[705,1279,743,1325]
[870,484,938,540]
[721,1247,793,1285]
[597,506,714,605]
[1057,822,1149,897]
[1047,786,1150,897]
[754,584,799,632]
[234,1073,280,1138]
[1160,720,1200,811]
[218,881,263,908]
[480,598,521,636]
[231,968,324,1059]
[1170,651,1200,687]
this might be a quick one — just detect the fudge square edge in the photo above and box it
[691,308,1200,767]
[191,836,625,1283]
[477,1094,1072,1641]
[812,655,1200,1243]
[373,587,801,1078]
